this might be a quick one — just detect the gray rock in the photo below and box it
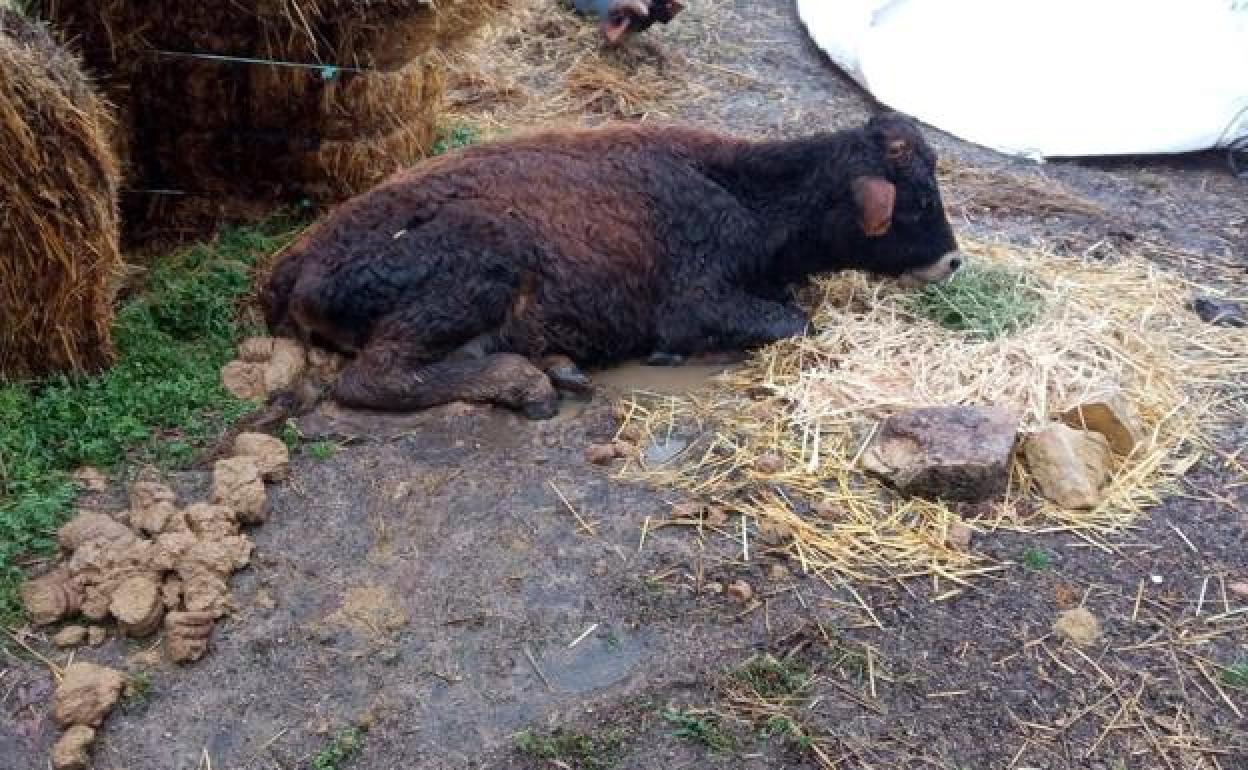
[861,406,1018,502]
[1190,296,1246,327]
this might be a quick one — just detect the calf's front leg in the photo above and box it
[334,333,559,420]
[650,292,811,362]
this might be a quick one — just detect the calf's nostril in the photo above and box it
[949,257,963,272]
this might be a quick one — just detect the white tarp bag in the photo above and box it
[797,0,1248,160]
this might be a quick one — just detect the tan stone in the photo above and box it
[1054,607,1101,647]
[53,662,124,727]
[1060,395,1145,455]
[86,627,108,646]
[212,456,267,524]
[51,725,95,770]
[1023,424,1112,510]
[109,575,164,637]
[232,432,290,481]
[20,568,82,626]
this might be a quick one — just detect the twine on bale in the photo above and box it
[36,0,511,240]
[615,238,1248,588]
[0,9,122,380]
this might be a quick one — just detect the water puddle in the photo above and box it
[591,359,739,397]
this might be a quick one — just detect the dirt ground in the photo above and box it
[4,2,1247,769]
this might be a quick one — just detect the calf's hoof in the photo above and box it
[521,392,560,420]
[645,352,685,367]
[548,366,593,397]
[541,355,594,396]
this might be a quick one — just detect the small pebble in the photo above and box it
[946,520,973,551]
[767,564,791,582]
[754,453,784,474]
[726,580,754,603]
[811,501,840,520]
[1229,581,1248,598]
[86,627,108,646]
[704,581,724,595]
[584,443,618,466]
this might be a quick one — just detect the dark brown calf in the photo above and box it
[262,113,963,418]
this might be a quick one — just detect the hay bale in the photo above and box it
[40,0,511,69]
[0,9,122,379]
[37,0,506,239]
[136,55,434,140]
[142,62,443,200]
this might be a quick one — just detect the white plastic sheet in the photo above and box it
[797,0,1248,160]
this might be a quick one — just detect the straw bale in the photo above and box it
[136,55,433,140]
[38,0,485,238]
[144,62,441,200]
[40,0,511,69]
[0,9,122,379]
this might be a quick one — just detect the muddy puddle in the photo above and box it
[590,359,739,397]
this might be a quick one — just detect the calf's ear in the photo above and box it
[851,176,895,237]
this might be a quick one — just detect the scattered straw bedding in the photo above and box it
[617,240,1247,587]
[0,9,122,379]
[445,0,703,130]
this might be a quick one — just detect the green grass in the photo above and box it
[514,728,623,769]
[311,728,363,770]
[732,655,809,699]
[910,264,1044,341]
[0,217,305,625]
[307,441,337,461]
[122,671,152,711]
[1222,660,1248,690]
[431,123,482,156]
[1021,547,1054,572]
[760,715,813,750]
[660,708,735,753]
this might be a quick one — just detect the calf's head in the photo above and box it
[829,113,963,287]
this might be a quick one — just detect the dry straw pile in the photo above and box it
[0,9,122,379]
[444,0,698,131]
[37,0,510,236]
[617,240,1247,592]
